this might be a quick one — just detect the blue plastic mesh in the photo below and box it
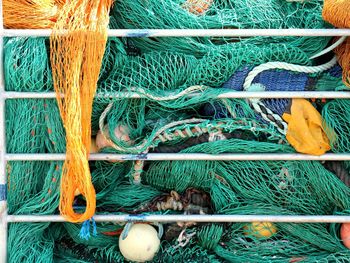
[204,64,343,119]
[327,65,342,78]
[223,66,308,116]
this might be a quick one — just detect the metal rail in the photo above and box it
[3,28,350,37]
[3,91,350,99]
[5,153,350,161]
[7,214,350,223]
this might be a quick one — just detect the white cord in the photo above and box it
[243,56,338,90]
[99,102,206,152]
[252,102,288,135]
[310,36,347,59]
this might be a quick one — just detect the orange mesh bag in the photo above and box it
[323,0,350,87]
[50,0,112,223]
[3,0,66,29]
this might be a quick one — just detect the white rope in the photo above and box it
[252,102,288,135]
[310,36,347,59]
[176,229,196,248]
[220,99,237,118]
[99,102,207,152]
[243,56,338,90]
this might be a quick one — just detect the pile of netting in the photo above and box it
[4,0,350,262]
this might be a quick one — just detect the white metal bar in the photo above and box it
[5,153,350,161]
[3,91,350,99]
[7,214,350,223]
[3,28,350,37]
[0,1,7,262]
[4,92,59,99]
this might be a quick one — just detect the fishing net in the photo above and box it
[3,0,350,262]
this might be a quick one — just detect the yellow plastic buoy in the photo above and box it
[119,224,160,262]
[243,222,277,239]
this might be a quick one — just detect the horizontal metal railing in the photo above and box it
[3,28,350,37]
[2,91,350,99]
[5,153,350,161]
[7,214,350,223]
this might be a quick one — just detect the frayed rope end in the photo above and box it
[79,217,97,240]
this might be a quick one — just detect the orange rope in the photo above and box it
[50,0,112,223]
[323,0,350,87]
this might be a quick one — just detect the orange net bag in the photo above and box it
[3,0,112,223]
[3,0,65,29]
[323,0,350,87]
[50,0,112,223]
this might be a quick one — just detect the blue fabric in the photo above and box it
[0,184,6,201]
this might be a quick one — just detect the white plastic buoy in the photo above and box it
[119,224,160,262]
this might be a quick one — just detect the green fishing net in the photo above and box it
[4,1,350,262]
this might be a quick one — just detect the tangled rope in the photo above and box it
[243,56,338,134]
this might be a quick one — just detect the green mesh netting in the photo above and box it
[322,99,350,154]
[4,1,350,262]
